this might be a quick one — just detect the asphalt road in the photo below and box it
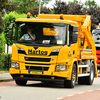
[0,77,100,100]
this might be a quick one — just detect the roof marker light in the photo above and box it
[60,14,64,20]
[27,12,31,18]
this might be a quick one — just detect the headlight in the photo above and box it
[11,63,19,68]
[56,65,66,71]
[17,47,26,54]
[17,47,24,51]
[49,49,60,56]
[52,49,60,52]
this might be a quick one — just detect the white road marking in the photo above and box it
[67,94,74,97]
[88,90,93,92]
[97,88,100,90]
[78,92,84,94]
[56,97,63,99]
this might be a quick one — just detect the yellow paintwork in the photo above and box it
[15,18,77,25]
[10,14,98,82]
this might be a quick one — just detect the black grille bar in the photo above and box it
[26,66,49,71]
[25,62,50,65]
[25,57,51,62]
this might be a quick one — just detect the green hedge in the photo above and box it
[0,11,29,69]
[0,32,6,69]
[3,11,28,45]
[0,54,11,70]
[0,32,5,54]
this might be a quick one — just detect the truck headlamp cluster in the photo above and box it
[56,65,66,71]
[17,47,26,55]
[49,49,60,56]
[17,47,24,51]
[11,62,19,68]
[52,49,60,52]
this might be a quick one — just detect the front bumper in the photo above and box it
[9,68,71,82]
[11,74,66,82]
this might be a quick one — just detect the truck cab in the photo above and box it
[92,28,100,70]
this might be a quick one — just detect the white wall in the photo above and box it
[5,44,12,54]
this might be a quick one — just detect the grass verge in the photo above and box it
[0,70,9,74]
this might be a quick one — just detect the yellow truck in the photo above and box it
[9,14,98,88]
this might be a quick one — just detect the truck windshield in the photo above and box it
[15,22,67,46]
[92,30,100,44]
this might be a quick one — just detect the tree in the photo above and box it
[0,0,8,33]
[67,4,83,15]
[0,0,8,12]
[53,1,69,14]
[68,0,78,6]
[85,0,97,8]
[0,12,4,33]
[6,1,16,13]
[9,0,51,14]
[52,0,99,30]
[28,6,50,17]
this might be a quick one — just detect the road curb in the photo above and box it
[0,79,14,82]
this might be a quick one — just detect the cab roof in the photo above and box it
[15,18,77,26]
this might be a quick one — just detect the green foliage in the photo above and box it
[6,1,16,13]
[52,0,100,30]
[50,10,55,14]
[53,1,69,14]
[0,54,5,69]
[3,11,27,45]
[0,32,6,69]
[85,0,97,8]
[0,32,6,54]
[0,0,8,12]
[0,0,8,33]
[68,0,78,6]
[9,0,51,14]
[42,0,52,5]
[28,6,50,16]
[0,53,11,70]
[0,12,4,33]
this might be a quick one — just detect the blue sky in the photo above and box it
[46,0,100,8]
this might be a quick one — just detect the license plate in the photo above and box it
[30,71,42,74]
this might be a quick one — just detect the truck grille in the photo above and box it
[26,66,49,71]
[25,57,51,62]
[25,62,50,65]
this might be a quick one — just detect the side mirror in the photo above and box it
[8,30,13,40]
[8,23,14,40]
[73,26,78,32]
[9,23,14,30]
[72,32,78,43]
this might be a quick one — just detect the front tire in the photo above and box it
[64,64,76,88]
[15,80,27,86]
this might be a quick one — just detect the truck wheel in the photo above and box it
[64,64,76,88]
[78,77,85,85]
[85,63,95,85]
[15,80,27,86]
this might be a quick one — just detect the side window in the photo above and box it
[69,25,73,45]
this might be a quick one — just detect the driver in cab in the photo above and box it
[20,29,36,40]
